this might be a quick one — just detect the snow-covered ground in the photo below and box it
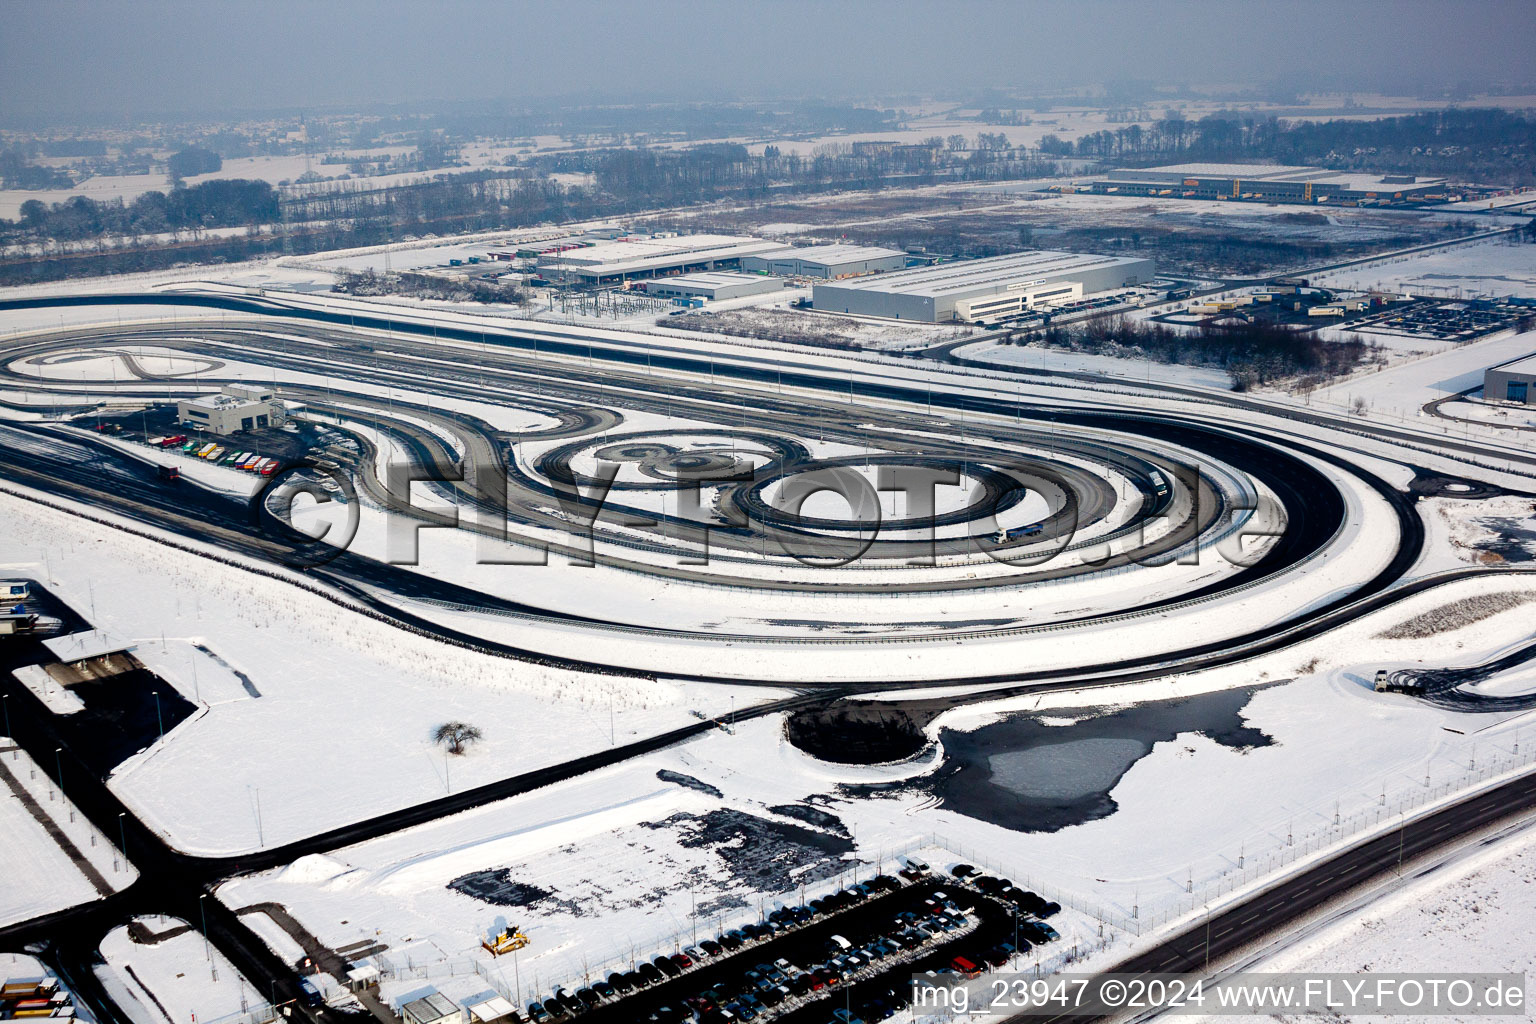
[1312,238,1536,299]
[1299,327,1535,423]
[0,739,136,927]
[95,917,256,1024]
[956,340,1234,390]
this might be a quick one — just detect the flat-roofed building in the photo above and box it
[537,234,782,285]
[739,243,907,279]
[401,993,463,1024]
[641,271,784,301]
[812,250,1154,322]
[176,384,285,436]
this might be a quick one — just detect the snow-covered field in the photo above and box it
[1300,327,1536,422]
[0,740,136,927]
[95,917,255,1024]
[1312,238,1536,299]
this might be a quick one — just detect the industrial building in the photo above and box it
[177,383,285,436]
[1090,163,1448,206]
[1486,353,1536,405]
[739,243,907,279]
[536,234,783,285]
[812,250,1155,323]
[640,271,785,302]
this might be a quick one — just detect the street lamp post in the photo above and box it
[200,894,211,962]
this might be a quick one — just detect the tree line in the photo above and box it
[11,179,279,241]
[1041,108,1536,184]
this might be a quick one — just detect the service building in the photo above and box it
[176,383,285,436]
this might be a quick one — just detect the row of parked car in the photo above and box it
[520,870,929,1023]
[147,434,281,475]
[643,881,972,1024]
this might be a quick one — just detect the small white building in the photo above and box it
[177,384,285,436]
[400,992,463,1024]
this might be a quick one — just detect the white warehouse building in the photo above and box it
[812,250,1156,322]
[739,243,907,279]
[536,234,782,285]
[641,272,785,301]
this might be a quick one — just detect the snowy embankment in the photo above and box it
[954,340,1234,390]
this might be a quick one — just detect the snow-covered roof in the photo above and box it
[822,250,1147,298]
[467,997,515,1023]
[746,243,906,265]
[1492,352,1536,375]
[656,271,767,288]
[1121,162,1323,178]
[538,234,781,276]
[43,629,135,662]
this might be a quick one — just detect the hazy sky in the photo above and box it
[4,0,1534,123]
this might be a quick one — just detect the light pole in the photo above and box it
[200,893,211,962]
[54,747,64,795]
[152,691,164,745]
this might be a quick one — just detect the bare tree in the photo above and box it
[434,721,483,756]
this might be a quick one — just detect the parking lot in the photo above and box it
[1354,299,1534,342]
[518,862,1067,1024]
